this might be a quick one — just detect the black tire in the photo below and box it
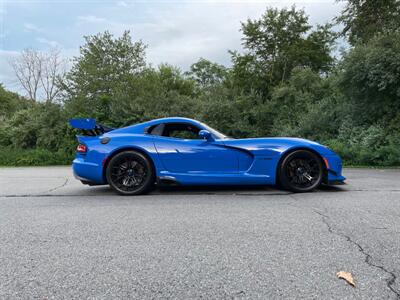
[278,150,323,193]
[106,151,154,195]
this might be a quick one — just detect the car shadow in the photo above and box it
[155,185,286,195]
[153,184,346,195]
[82,183,346,196]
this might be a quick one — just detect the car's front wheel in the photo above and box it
[279,150,323,193]
[106,151,154,195]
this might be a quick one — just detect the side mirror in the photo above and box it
[198,129,214,142]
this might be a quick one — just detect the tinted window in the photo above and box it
[148,123,165,136]
[150,122,201,139]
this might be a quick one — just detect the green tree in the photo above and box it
[106,64,198,127]
[270,67,344,140]
[2,1,400,167]
[62,31,147,121]
[231,6,335,95]
[339,32,400,128]
[0,84,28,118]
[337,0,400,44]
[186,58,228,88]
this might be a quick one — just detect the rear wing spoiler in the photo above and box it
[69,118,114,136]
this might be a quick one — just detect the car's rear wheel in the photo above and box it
[106,151,154,195]
[279,150,323,193]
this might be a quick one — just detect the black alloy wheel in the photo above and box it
[106,151,154,195]
[279,150,323,192]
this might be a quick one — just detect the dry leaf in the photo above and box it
[337,271,355,287]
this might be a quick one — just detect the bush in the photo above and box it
[1,27,399,167]
[0,147,73,166]
[325,138,400,167]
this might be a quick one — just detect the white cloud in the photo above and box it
[68,3,268,68]
[23,22,42,33]
[0,50,21,91]
[117,1,128,7]
[130,3,268,68]
[36,37,59,47]
[68,1,342,70]
[1,0,344,93]
[141,1,343,69]
[77,15,107,23]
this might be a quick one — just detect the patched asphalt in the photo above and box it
[0,167,399,299]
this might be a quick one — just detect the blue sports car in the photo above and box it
[69,117,345,195]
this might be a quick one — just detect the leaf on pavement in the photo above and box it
[337,271,355,287]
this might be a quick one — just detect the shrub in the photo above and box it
[0,147,73,166]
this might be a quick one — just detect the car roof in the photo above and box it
[145,117,199,125]
[111,117,202,134]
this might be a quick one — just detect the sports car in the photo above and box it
[69,117,345,195]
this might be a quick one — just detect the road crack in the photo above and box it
[313,209,400,298]
[45,177,69,193]
[0,177,69,198]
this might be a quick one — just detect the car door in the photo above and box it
[151,122,238,173]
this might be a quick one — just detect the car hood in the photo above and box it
[221,137,335,156]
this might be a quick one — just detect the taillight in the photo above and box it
[77,144,87,153]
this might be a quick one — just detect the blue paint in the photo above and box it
[69,117,346,186]
[69,118,96,130]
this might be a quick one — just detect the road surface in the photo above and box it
[0,167,399,299]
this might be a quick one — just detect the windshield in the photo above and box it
[200,122,229,139]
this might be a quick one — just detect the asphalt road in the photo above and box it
[0,167,399,299]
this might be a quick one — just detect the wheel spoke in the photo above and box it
[303,173,313,181]
[109,155,149,192]
[285,155,321,190]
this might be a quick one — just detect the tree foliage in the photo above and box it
[339,32,400,127]
[1,3,400,166]
[62,31,147,122]
[186,58,228,88]
[337,0,400,44]
[231,6,335,95]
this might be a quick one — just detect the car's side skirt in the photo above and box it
[157,171,273,186]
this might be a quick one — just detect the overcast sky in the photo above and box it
[0,0,344,93]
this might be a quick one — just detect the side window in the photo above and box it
[148,123,165,136]
[163,123,201,139]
